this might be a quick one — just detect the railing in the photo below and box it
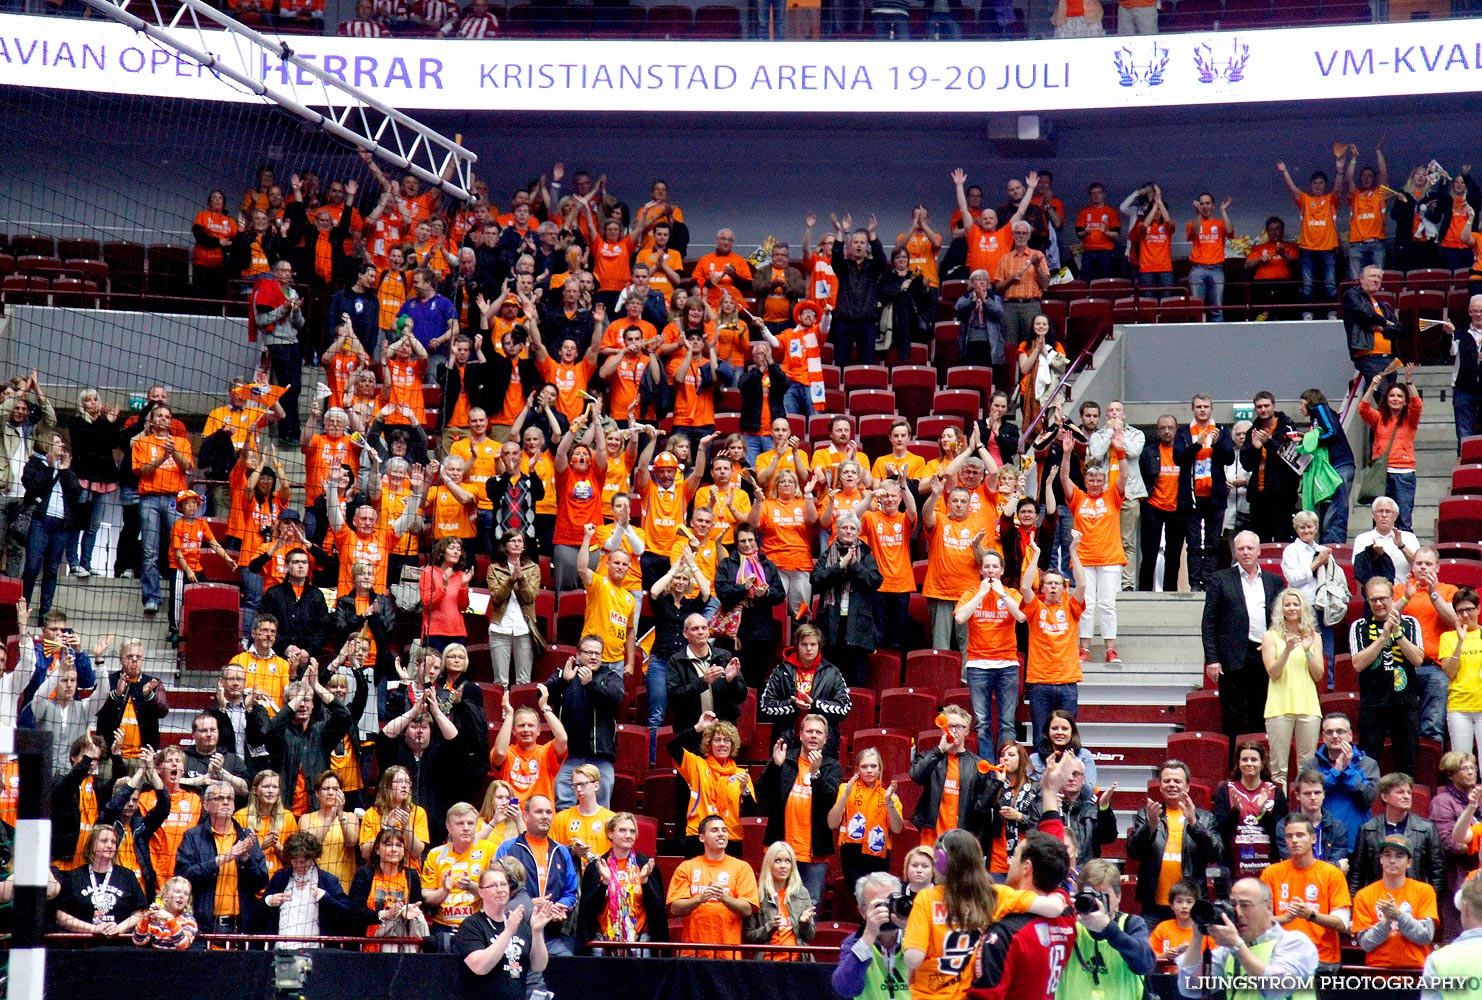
[45,931,426,950]
[585,939,841,958]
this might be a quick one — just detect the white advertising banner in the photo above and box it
[2,10,1482,113]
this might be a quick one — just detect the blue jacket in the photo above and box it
[176,818,269,923]
[495,833,578,910]
[1299,745,1378,852]
[17,640,95,727]
[259,865,352,936]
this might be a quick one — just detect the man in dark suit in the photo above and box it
[1201,530,1283,752]
[1173,394,1236,592]
[1341,265,1403,387]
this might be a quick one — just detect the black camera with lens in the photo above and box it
[1191,898,1236,930]
[886,888,916,921]
[1073,887,1110,915]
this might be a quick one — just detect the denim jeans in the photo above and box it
[1348,239,1385,276]
[647,653,670,764]
[1416,663,1450,742]
[138,493,178,606]
[1139,270,1174,299]
[926,11,962,37]
[1319,462,1355,545]
[267,342,302,440]
[240,567,264,639]
[758,0,784,35]
[798,861,829,907]
[24,515,70,615]
[1188,263,1225,321]
[1080,249,1117,282]
[1387,470,1416,532]
[1299,249,1337,306]
[873,12,909,37]
[745,434,770,465]
[967,665,1019,761]
[555,755,615,810]
[1026,682,1078,749]
[1456,387,1481,454]
[783,380,813,417]
[67,490,108,572]
[1047,503,1074,576]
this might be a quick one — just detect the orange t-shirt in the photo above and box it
[494,740,565,806]
[1443,194,1473,249]
[424,482,480,539]
[1149,919,1214,960]
[1248,240,1297,282]
[169,517,209,572]
[537,356,597,421]
[923,509,990,601]
[1351,877,1437,969]
[139,790,202,885]
[691,252,753,309]
[1135,220,1174,274]
[1069,485,1126,567]
[1260,858,1352,964]
[333,525,393,595]
[714,321,750,367]
[1348,188,1387,243]
[303,433,360,504]
[775,325,821,386]
[757,497,813,572]
[132,435,193,496]
[1023,594,1087,684]
[591,234,635,292]
[1148,443,1179,512]
[1185,218,1230,266]
[643,482,692,556]
[450,437,500,511]
[1297,192,1339,251]
[600,318,658,354]
[784,758,816,863]
[1393,580,1457,662]
[928,755,961,847]
[193,210,239,269]
[1076,206,1118,251]
[553,468,603,547]
[635,247,683,297]
[965,222,1012,275]
[666,854,760,957]
[960,585,1022,662]
[862,510,914,593]
[383,357,427,425]
[897,231,940,287]
[668,356,715,428]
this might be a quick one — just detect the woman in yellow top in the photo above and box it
[476,779,525,848]
[235,770,297,882]
[358,765,430,863]
[1440,585,1482,762]
[1260,588,1325,786]
[744,841,817,960]
[666,711,757,858]
[296,771,361,889]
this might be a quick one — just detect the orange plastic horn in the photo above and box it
[934,713,949,729]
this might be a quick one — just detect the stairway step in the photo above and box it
[1076,721,1180,747]
[1074,703,1182,725]
[1090,743,1185,769]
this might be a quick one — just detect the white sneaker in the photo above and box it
[73,567,91,579]
[1301,311,1314,320]
[1326,310,1338,320]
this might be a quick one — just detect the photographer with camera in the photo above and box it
[1056,858,1156,1000]
[832,871,911,1000]
[1175,878,1319,1000]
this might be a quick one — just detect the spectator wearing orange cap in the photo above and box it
[169,489,232,637]
[758,299,826,418]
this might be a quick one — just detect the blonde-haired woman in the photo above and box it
[235,770,297,881]
[476,779,525,848]
[745,841,817,961]
[1261,587,1324,785]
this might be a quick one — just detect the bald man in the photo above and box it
[666,612,747,735]
[1176,877,1319,999]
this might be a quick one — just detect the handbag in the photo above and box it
[6,503,33,544]
[1354,420,1401,506]
[710,604,743,642]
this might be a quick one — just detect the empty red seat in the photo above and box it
[179,583,242,673]
[1166,731,1230,778]
[944,367,993,408]
[890,366,938,423]
[9,234,56,257]
[1,276,49,305]
[646,4,693,36]
[50,278,98,308]
[857,414,898,458]
[1437,496,1482,545]
[693,5,742,37]
[1451,466,1482,495]
[847,389,897,416]
[904,649,963,693]
[1404,268,1454,290]
[1438,558,1482,589]
[916,414,965,442]
[614,723,648,777]
[842,365,890,392]
[842,688,878,748]
[1461,439,1482,464]
[57,238,101,261]
[932,388,981,424]
[879,687,940,735]
[819,364,842,390]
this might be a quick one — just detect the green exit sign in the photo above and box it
[1232,404,1254,422]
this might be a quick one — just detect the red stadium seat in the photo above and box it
[614,723,648,778]
[57,238,101,261]
[1437,497,1482,545]
[878,688,940,735]
[1156,296,1206,324]
[554,591,586,646]
[932,389,981,424]
[904,649,963,693]
[933,322,961,375]
[1165,731,1230,778]
[1462,439,1482,464]
[1451,465,1482,495]
[178,583,242,673]
[645,4,694,36]
[1332,655,1358,693]
[693,4,742,37]
[9,235,56,257]
[842,365,890,392]
[1089,278,1134,297]
[634,814,658,856]
[642,768,683,839]
[944,367,993,409]
[843,688,878,749]
[1184,691,1221,733]
[1066,297,1113,356]
[851,729,912,781]
[847,389,897,416]
[1,276,49,305]
[865,652,903,692]
[858,414,898,459]
[890,366,938,423]
[819,365,842,390]
[916,415,965,442]
[1438,559,1482,589]
[49,278,98,308]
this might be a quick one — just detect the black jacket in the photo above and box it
[576,849,667,950]
[666,644,748,734]
[545,662,625,761]
[1126,803,1222,911]
[1239,411,1300,506]
[1172,421,1237,509]
[1341,284,1403,357]
[909,747,985,832]
[1200,566,1283,670]
[1275,808,1350,867]
[1423,174,1481,243]
[261,580,332,657]
[737,362,789,432]
[1455,326,1482,397]
[1023,791,1119,861]
[20,454,83,525]
[434,357,488,432]
[206,702,272,773]
[260,697,353,813]
[331,593,398,680]
[811,540,882,651]
[877,270,933,346]
[758,747,842,860]
[479,350,542,426]
[346,863,424,934]
[96,672,170,756]
[1349,810,1445,900]
[66,413,123,485]
[831,239,887,321]
[758,649,852,752]
[537,301,596,355]
[714,550,786,645]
